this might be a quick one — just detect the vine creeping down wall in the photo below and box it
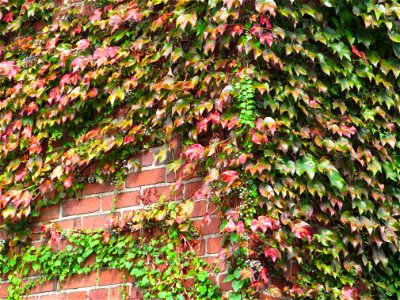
[1,0,400,299]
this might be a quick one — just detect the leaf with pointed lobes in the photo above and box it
[251,215,278,233]
[124,8,143,22]
[341,286,359,300]
[63,174,73,188]
[185,144,205,162]
[220,170,238,187]
[222,220,244,234]
[264,246,280,262]
[108,14,124,33]
[230,24,243,37]
[256,117,276,134]
[291,220,313,242]
[255,0,277,16]
[0,61,19,80]
[176,13,197,31]
[240,267,254,279]
[76,39,90,50]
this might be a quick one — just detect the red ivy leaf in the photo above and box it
[185,144,204,162]
[341,286,359,300]
[264,246,280,262]
[291,220,313,242]
[220,170,238,187]
[103,231,110,244]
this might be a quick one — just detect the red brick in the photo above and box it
[126,168,165,188]
[56,218,81,231]
[36,205,59,222]
[207,237,223,254]
[134,151,153,167]
[62,198,100,216]
[25,296,38,300]
[67,291,87,300]
[142,185,182,205]
[184,181,203,199]
[89,288,108,300]
[109,286,130,300]
[102,191,140,211]
[98,269,133,286]
[83,182,115,195]
[167,166,199,183]
[193,239,206,256]
[60,272,97,290]
[190,201,207,218]
[193,216,221,235]
[130,287,142,300]
[217,274,232,291]
[0,282,9,298]
[82,214,116,230]
[39,294,67,300]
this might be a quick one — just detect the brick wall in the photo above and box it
[0,148,231,300]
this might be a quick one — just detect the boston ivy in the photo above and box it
[0,0,400,299]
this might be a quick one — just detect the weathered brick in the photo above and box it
[193,216,221,235]
[102,191,140,211]
[56,218,81,231]
[82,214,115,230]
[89,288,108,300]
[39,293,67,300]
[109,286,130,300]
[217,274,232,291]
[98,269,133,286]
[62,198,100,216]
[130,287,142,300]
[126,168,165,188]
[184,181,203,199]
[67,291,87,300]
[134,151,153,167]
[142,185,182,205]
[60,272,97,290]
[35,205,59,222]
[207,237,223,254]
[0,282,9,298]
[193,239,206,256]
[83,182,115,195]
[30,280,57,294]
[190,201,207,218]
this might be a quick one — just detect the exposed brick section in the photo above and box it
[126,168,165,188]
[35,205,59,222]
[62,197,100,216]
[142,185,182,204]
[28,279,56,294]
[190,200,207,218]
[109,286,130,300]
[0,282,9,299]
[17,149,234,300]
[193,216,221,235]
[184,180,203,199]
[82,214,116,230]
[83,182,115,196]
[59,272,97,290]
[67,291,87,300]
[98,269,133,286]
[134,151,154,167]
[207,236,223,254]
[102,191,141,211]
[89,288,108,300]
[56,218,81,231]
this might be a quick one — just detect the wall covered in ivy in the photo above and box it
[1,0,400,299]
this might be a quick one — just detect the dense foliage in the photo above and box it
[1,201,220,299]
[0,0,400,299]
